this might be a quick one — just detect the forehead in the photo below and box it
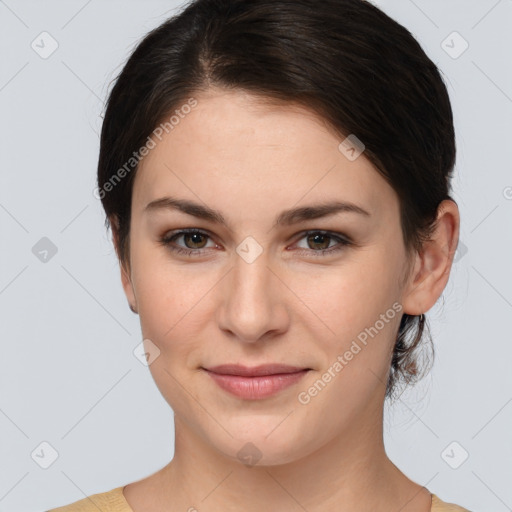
[132,89,397,221]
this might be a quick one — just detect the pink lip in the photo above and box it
[202,364,310,400]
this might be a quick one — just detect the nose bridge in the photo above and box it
[218,245,286,342]
[234,250,271,297]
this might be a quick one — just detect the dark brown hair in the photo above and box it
[97,0,456,400]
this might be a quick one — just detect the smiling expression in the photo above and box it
[118,87,417,465]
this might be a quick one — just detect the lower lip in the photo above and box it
[203,369,310,400]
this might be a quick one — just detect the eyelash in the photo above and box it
[159,229,352,257]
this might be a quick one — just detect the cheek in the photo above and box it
[130,242,222,364]
[131,230,403,365]
[293,264,401,415]
[288,252,400,340]
[135,268,204,345]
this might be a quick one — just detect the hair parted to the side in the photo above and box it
[97,0,457,401]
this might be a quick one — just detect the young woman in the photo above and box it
[49,0,471,510]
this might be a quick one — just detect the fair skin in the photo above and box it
[115,87,459,512]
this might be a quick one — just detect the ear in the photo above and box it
[110,215,138,315]
[401,199,460,316]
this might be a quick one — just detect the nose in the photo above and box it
[216,250,290,344]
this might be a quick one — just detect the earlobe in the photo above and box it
[401,252,427,316]
[119,254,138,313]
[401,199,460,316]
[120,263,138,314]
[110,214,138,314]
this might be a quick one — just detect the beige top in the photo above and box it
[47,485,472,511]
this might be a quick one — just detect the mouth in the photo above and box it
[201,364,311,400]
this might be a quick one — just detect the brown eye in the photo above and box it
[294,230,352,257]
[160,229,216,256]
[182,232,208,249]
[306,233,332,251]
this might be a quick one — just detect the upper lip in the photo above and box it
[203,364,310,377]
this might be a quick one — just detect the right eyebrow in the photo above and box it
[144,195,371,230]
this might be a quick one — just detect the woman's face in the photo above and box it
[120,88,419,465]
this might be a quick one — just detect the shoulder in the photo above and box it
[46,486,132,512]
[431,494,473,511]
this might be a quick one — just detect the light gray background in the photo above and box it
[1,1,511,511]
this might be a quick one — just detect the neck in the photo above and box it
[148,405,429,512]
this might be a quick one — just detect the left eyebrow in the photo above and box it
[275,201,371,226]
[144,196,371,230]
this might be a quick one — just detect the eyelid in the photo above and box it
[290,229,352,246]
[159,228,353,257]
[160,228,219,249]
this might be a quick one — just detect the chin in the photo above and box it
[209,421,315,468]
